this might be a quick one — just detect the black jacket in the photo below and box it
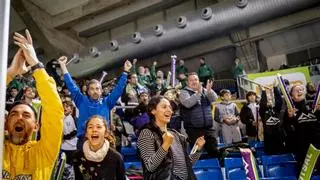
[283,99,320,172]
[259,87,285,155]
[72,147,126,180]
[240,103,258,137]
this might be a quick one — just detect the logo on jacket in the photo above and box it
[297,113,317,123]
[2,171,32,180]
[265,117,280,126]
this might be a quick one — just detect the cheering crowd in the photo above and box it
[4,30,320,179]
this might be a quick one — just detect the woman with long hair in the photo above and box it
[72,115,125,180]
[137,96,205,180]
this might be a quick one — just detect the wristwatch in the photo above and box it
[31,62,44,72]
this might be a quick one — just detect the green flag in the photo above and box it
[299,144,320,180]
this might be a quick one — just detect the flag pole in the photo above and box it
[0,0,11,173]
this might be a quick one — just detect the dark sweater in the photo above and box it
[72,148,126,180]
[283,99,320,173]
[259,87,285,155]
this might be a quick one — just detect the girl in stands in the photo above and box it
[137,96,205,180]
[72,115,125,180]
[283,84,320,174]
[259,83,286,155]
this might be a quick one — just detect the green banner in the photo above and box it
[299,144,320,180]
[247,66,311,87]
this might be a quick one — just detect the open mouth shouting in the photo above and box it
[13,122,25,135]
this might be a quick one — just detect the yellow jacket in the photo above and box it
[3,69,63,179]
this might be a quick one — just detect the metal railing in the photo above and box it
[237,75,272,99]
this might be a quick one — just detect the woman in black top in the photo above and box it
[137,96,205,180]
[72,115,125,180]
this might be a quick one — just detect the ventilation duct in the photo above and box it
[68,0,320,77]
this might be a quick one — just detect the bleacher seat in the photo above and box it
[124,161,142,170]
[194,158,220,169]
[224,157,262,179]
[266,165,296,177]
[312,175,320,180]
[224,157,243,179]
[121,146,139,162]
[194,169,223,180]
[261,154,295,166]
[249,141,265,158]
[261,154,297,177]
[228,168,246,180]
[260,176,296,180]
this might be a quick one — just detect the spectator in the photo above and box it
[46,58,62,86]
[111,108,126,152]
[138,66,151,88]
[4,30,63,179]
[177,73,187,89]
[72,115,125,180]
[123,73,146,105]
[58,56,132,149]
[61,100,77,179]
[125,91,150,132]
[259,84,286,155]
[81,84,87,95]
[197,57,214,84]
[306,82,317,101]
[7,87,18,104]
[240,91,261,141]
[283,85,320,173]
[176,59,188,75]
[150,77,166,96]
[215,89,242,145]
[232,57,245,79]
[7,75,24,92]
[137,96,205,180]
[180,72,219,158]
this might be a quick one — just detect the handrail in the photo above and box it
[239,76,272,90]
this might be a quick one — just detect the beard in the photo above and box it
[9,134,29,145]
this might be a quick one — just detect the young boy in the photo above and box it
[215,89,242,144]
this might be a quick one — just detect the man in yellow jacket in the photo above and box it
[4,29,63,179]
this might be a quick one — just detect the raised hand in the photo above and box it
[58,56,68,66]
[195,136,206,151]
[8,49,29,78]
[124,60,132,72]
[197,82,203,94]
[288,108,296,118]
[153,61,157,66]
[162,131,174,151]
[206,79,214,92]
[13,29,38,66]
[133,58,137,64]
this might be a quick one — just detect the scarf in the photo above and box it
[83,139,109,162]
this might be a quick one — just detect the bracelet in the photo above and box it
[31,62,44,72]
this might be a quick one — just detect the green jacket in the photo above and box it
[176,65,188,75]
[197,64,214,78]
[232,64,244,79]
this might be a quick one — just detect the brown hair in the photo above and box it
[85,115,116,148]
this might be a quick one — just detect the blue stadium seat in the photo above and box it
[262,154,297,177]
[261,154,296,166]
[260,176,296,180]
[228,168,246,180]
[312,176,320,180]
[224,157,262,179]
[194,169,223,180]
[224,158,243,179]
[121,146,139,162]
[124,161,142,170]
[194,158,220,169]
[265,164,296,177]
